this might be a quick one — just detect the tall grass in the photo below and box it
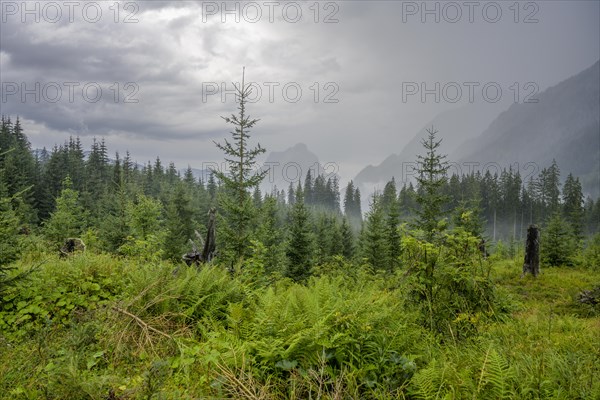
[0,251,599,399]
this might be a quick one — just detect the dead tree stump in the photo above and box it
[201,207,217,263]
[59,238,86,258]
[522,224,540,277]
[182,208,217,267]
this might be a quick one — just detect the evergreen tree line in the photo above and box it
[1,115,598,280]
[0,114,359,278]
[384,159,598,241]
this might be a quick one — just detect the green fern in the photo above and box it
[475,346,515,399]
[410,359,452,399]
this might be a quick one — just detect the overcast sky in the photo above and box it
[1,0,599,181]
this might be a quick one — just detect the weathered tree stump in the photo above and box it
[522,224,540,277]
[201,207,217,263]
[59,238,86,258]
[182,208,217,267]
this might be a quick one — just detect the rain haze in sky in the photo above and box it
[1,0,599,181]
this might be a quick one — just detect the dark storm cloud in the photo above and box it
[0,0,387,146]
[1,11,185,81]
[1,0,598,179]
[1,1,215,138]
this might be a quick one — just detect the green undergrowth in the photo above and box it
[494,257,600,316]
[1,252,599,399]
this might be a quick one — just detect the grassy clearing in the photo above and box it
[1,251,599,399]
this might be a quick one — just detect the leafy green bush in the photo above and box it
[401,229,499,339]
[118,234,165,261]
[0,254,122,340]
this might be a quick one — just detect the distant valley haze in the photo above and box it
[1,0,598,199]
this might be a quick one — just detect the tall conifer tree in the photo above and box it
[213,68,267,263]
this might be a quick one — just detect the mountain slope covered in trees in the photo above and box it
[354,60,600,197]
[454,60,600,196]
